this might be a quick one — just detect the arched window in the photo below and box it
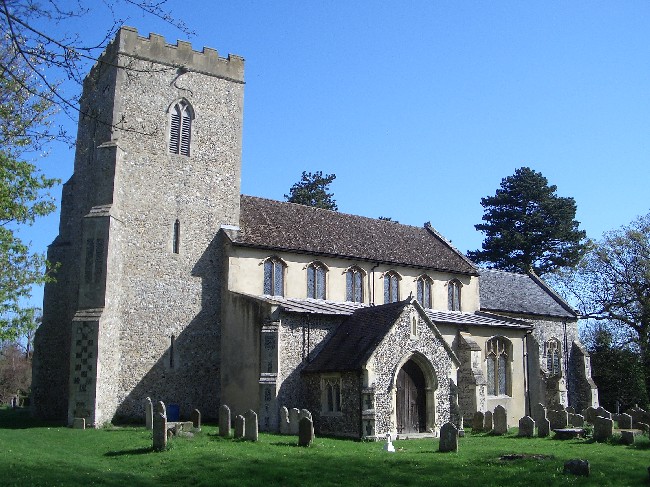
[346,266,364,303]
[169,100,193,156]
[322,375,341,414]
[307,262,327,299]
[384,271,400,303]
[447,279,462,311]
[263,257,284,296]
[486,336,510,396]
[545,339,562,377]
[416,275,433,308]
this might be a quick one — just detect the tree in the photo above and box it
[468,167,587,275]
[556,213,650,394]
[284,171,338,211]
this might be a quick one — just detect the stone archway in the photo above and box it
[395,354,438,434]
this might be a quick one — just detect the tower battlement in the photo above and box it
[88,26,245,84]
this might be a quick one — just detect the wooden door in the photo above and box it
[396,360,426,433]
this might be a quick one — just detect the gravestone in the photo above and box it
[518,416,535,437]
[472,411,484,432]
[583,406,598,424]
[439,422,459,452]
[564,459,589,476]
[566,406,575,415]
[244,409,258,441]
[234,414,245,439]
[299,409,312,421]
[548,408,568,430]
[153,401,167,451]
[618,413,633,429]
[493,406,508,435]
[280,406,290,434]
[144,397,153,430]
[621,430,635,445]
[538,418,551,437]
[593,416,614,442]
[569,413,584,427]
[289,408,300,435]
[298,417,314,447]
[191,409,201,430]
[532,403,546,426]
[484,411,493,432]
[72,418,85,429]
[219,405,231,437]
[596,406,612,420]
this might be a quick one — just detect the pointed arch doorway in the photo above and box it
[396,359,427,433]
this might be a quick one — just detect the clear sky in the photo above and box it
[18,0,650,308]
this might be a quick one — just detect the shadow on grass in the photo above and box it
[104,447,154,457]
[0,407,65,429]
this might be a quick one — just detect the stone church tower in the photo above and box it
[32,27,244,425]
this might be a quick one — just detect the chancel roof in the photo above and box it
[479,269,577,319]
[232,196,478,275]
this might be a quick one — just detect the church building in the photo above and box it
[32,27,598,438]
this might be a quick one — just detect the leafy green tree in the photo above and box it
[468,167,587,275]
[285,171,338,211]
[557,213,650,395]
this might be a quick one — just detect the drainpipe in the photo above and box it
[523,331,531,417]
[563,320,570,406]
[370,263,380,305]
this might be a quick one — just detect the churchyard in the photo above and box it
[1,407,649,486]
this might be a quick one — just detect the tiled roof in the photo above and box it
[425,309,532,330]
[232,195,478,275]
[302,300,410,373]
[479,269,577,319]
[232,293,365,315]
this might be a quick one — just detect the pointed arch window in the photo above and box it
[447,279,462,311]
[486,336,510,396]
[346,266,364,303]
[545,339,562,377]
[263,257,285,297]
[416,275,433,308]
[307,262,327,300]
[169,100,193,156]
[384,271,400,303]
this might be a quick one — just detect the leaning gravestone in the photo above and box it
[144,397,153,430]
[538,417,551,437]
[472,411,484,432]
[153,401,167,451]
[484,411,493,432]
[518,416,535,437]
[234,415,245,439]
[583,406,598,424]
[289,408,300,435]
[298,417,314,447]
[299,409,312,421]
[279,406,290,434]
[596,406,612,420]
[244,409,258,441]
[618,413,633,429]
[191,409,201,430]
[532,403,546,426]
[548,408,568,430]
[219,405,231,437]
[439,422,459,452]
[493,406,508,435]
[593,416,614,442]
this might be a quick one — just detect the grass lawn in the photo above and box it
[1,408,648,486]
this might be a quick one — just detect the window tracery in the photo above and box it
[263,257,284,296]
[307,262,327,299]
[169,100,193,156]
[416,275,432,308]
[486,336,510,396]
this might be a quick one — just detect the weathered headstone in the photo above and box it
[472,411,484,432]
[72,418,85,429]
[493,405,508,435]
[153,401,167,451]
[564,459,589,476]
[593,416,614,442]
[548,408,568,430]
[234,414,245,439]
[621,430,635,445]
[538,418,551,437]
[618,413,633,429]
[596,406,612,420]
[532,403,546,426]
[299,409,312,421]
[144,397,153,430]
[583,406,598,424]
[244,409,258,441]
[518,416,535,437]
[190,409,201,430]
[569,413,585,427]
[439,422,459,452]
[279,406,290,434]
[219,405,231,437]
[298,417,314,447]
[484,411,493,432]
[289,408,300,435]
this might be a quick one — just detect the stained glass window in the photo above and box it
[346,267,364,303]
[384,271,399,303]
[307,262,326,299]
[263,258,284,296]
[416,276,432,308]
[486,337,509,396]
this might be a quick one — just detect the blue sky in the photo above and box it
[19,1,650,307]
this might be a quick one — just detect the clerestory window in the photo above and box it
[447,279,462,311]
[346,266,364,303]
[416,275,433,308]
[263,257,285,297]
[384,271,400,303]
[307,262,327,300]
[169,100,193,156]
[486,336,510,396]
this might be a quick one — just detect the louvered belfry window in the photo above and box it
[169,101,192,156]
